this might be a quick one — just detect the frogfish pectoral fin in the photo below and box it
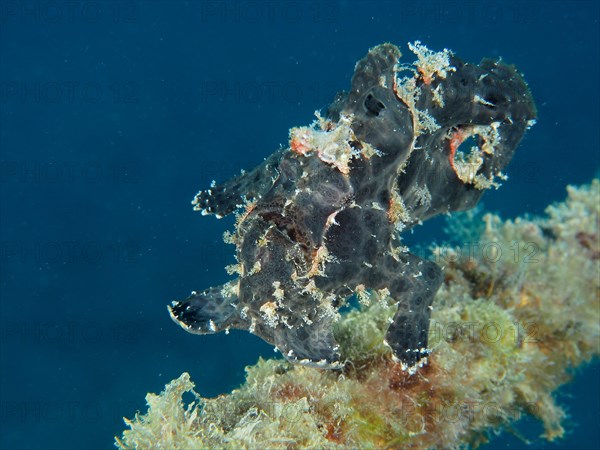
[168,283,245,334]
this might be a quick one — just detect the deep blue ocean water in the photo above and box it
[0,1,598,449]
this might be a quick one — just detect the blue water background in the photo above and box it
[1,1,598,449]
